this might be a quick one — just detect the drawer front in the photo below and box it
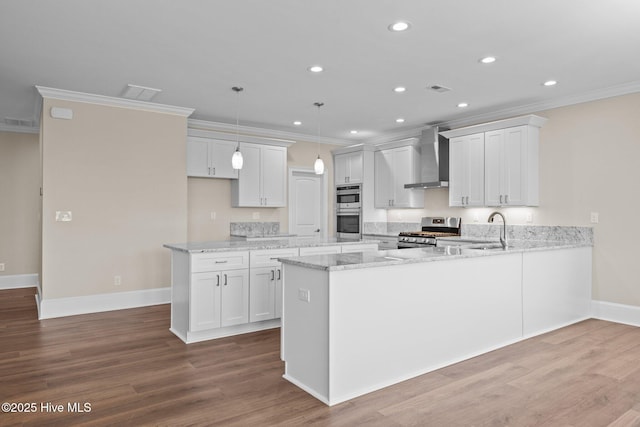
[299,245,342,256]
[191,251,249,273]
[250,248,299,268]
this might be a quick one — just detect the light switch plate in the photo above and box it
[55,211,72,222]
[298,288,310,303]
[590,212,599,224]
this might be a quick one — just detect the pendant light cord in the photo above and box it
[314,102,324,154]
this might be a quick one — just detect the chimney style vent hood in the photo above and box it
[404,127,449,189]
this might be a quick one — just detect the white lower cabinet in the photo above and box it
[189,256,249,332]
[249,248,298,322]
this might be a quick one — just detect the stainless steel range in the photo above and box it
[397,217,462,249]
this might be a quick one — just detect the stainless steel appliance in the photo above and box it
[336,184,361,209]
[336,184,362,241]
[397,217,461,249]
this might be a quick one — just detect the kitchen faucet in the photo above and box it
[488,212,508,249]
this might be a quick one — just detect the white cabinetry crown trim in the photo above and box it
[188,126,295,147]
[36,86,195,117]
[440,115,548,139]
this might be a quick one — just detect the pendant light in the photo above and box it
[231,86,244,170]
[313,102,325,175]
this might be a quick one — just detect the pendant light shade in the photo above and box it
[232,147,243,169]
[313,102,325,175]
[314,155,325,175]
[232,86,244,170]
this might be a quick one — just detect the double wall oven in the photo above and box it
[336,184,361,241]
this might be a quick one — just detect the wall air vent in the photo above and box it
[427,84,452,93]
[121,84,162,102]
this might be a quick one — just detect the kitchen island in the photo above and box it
[163,237,379,343]
[279,240,592,406]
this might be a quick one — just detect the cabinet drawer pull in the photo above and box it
[216,274,220,287]
[215,260,228,264]
[224,274,228,286]
[270,270,275,281]
[277,269,281,280]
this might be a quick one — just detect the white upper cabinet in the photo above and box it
[442,115,547,208]
[334,151,363,184]
[374,145,423,209]
[449,133,485,207]
[187,136,239,179]
[231,142,287,207]
[485,125,539,206]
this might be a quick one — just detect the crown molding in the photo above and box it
[359,124,431,145]
[440,115,548,138]
[36,86,195,117]
[188,118,351,146]
[437,80,640,130]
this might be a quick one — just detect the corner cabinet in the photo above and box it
[334,151,363,184]
[442,115,547,207]
[231,142,287,207]
[448,133,485,207]
[186,136,239,179]
[374,145,424,209]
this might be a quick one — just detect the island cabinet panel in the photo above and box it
[282,253,524,406]
[522,246,592,337]
[249,248,298,322]
[190,272,222,331]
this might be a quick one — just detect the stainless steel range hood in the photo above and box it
[404,127,449,189]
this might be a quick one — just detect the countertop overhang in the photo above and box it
[278,240,592,271]
[163,237,380,253]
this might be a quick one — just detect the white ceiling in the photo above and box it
[1,0,640,142]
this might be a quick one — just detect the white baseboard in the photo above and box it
[592,300,640,328]
[38,287,171,319]
[0,273,39,290]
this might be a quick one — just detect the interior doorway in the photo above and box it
[288,167,328,237]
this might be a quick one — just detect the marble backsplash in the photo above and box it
[461,224,594,244]
[364,221,593,244]
[230,222,280,237]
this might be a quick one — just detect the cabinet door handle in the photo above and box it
[505,194,509,204]
[271,270,275,281]
[264,197,267,206]
[500,195,503,204]
[224,274,228,286]
[277,269,281,280]
[212,167,216,175]
[466,196,469,205]
[216,274,220,287]
[208,167,211,175]
[461,196,464,205]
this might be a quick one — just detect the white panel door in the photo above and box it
[186,137,211,177]
[236,143,262,206]
[190,271,221,331]
[289,171,327,236]
[209,139,239,179]
[220,269,249,327]
[250,267,276,322]
[290,172,322,236]
[262,145,286,206]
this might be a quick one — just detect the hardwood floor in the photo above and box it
[2,287,640,426]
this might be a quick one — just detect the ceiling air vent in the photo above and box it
[427,84,452,93]
[4,117,35,127]
[121,84,162,102]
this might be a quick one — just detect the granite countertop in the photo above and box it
[278,239,592,271]
[230,233,298,240]
[164,237,380,253]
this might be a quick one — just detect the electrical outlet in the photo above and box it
[298,288,310,303]
[473,213,479,223]
[0,263,5,272]
[525,212,533,223]
[210,211,217,220]
[590,212,599,224]
[55,211,72,222]
[114,275,122,286]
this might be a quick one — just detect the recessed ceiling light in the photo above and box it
[396,118,405,123]
[388,21,411,32]
[308,65,323,73]
[293,121,302,126]
[543,80,557,86]
[479,56,496,64]
[457,102,469,108]
[350,130,358,134]
[393,87,406,93]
